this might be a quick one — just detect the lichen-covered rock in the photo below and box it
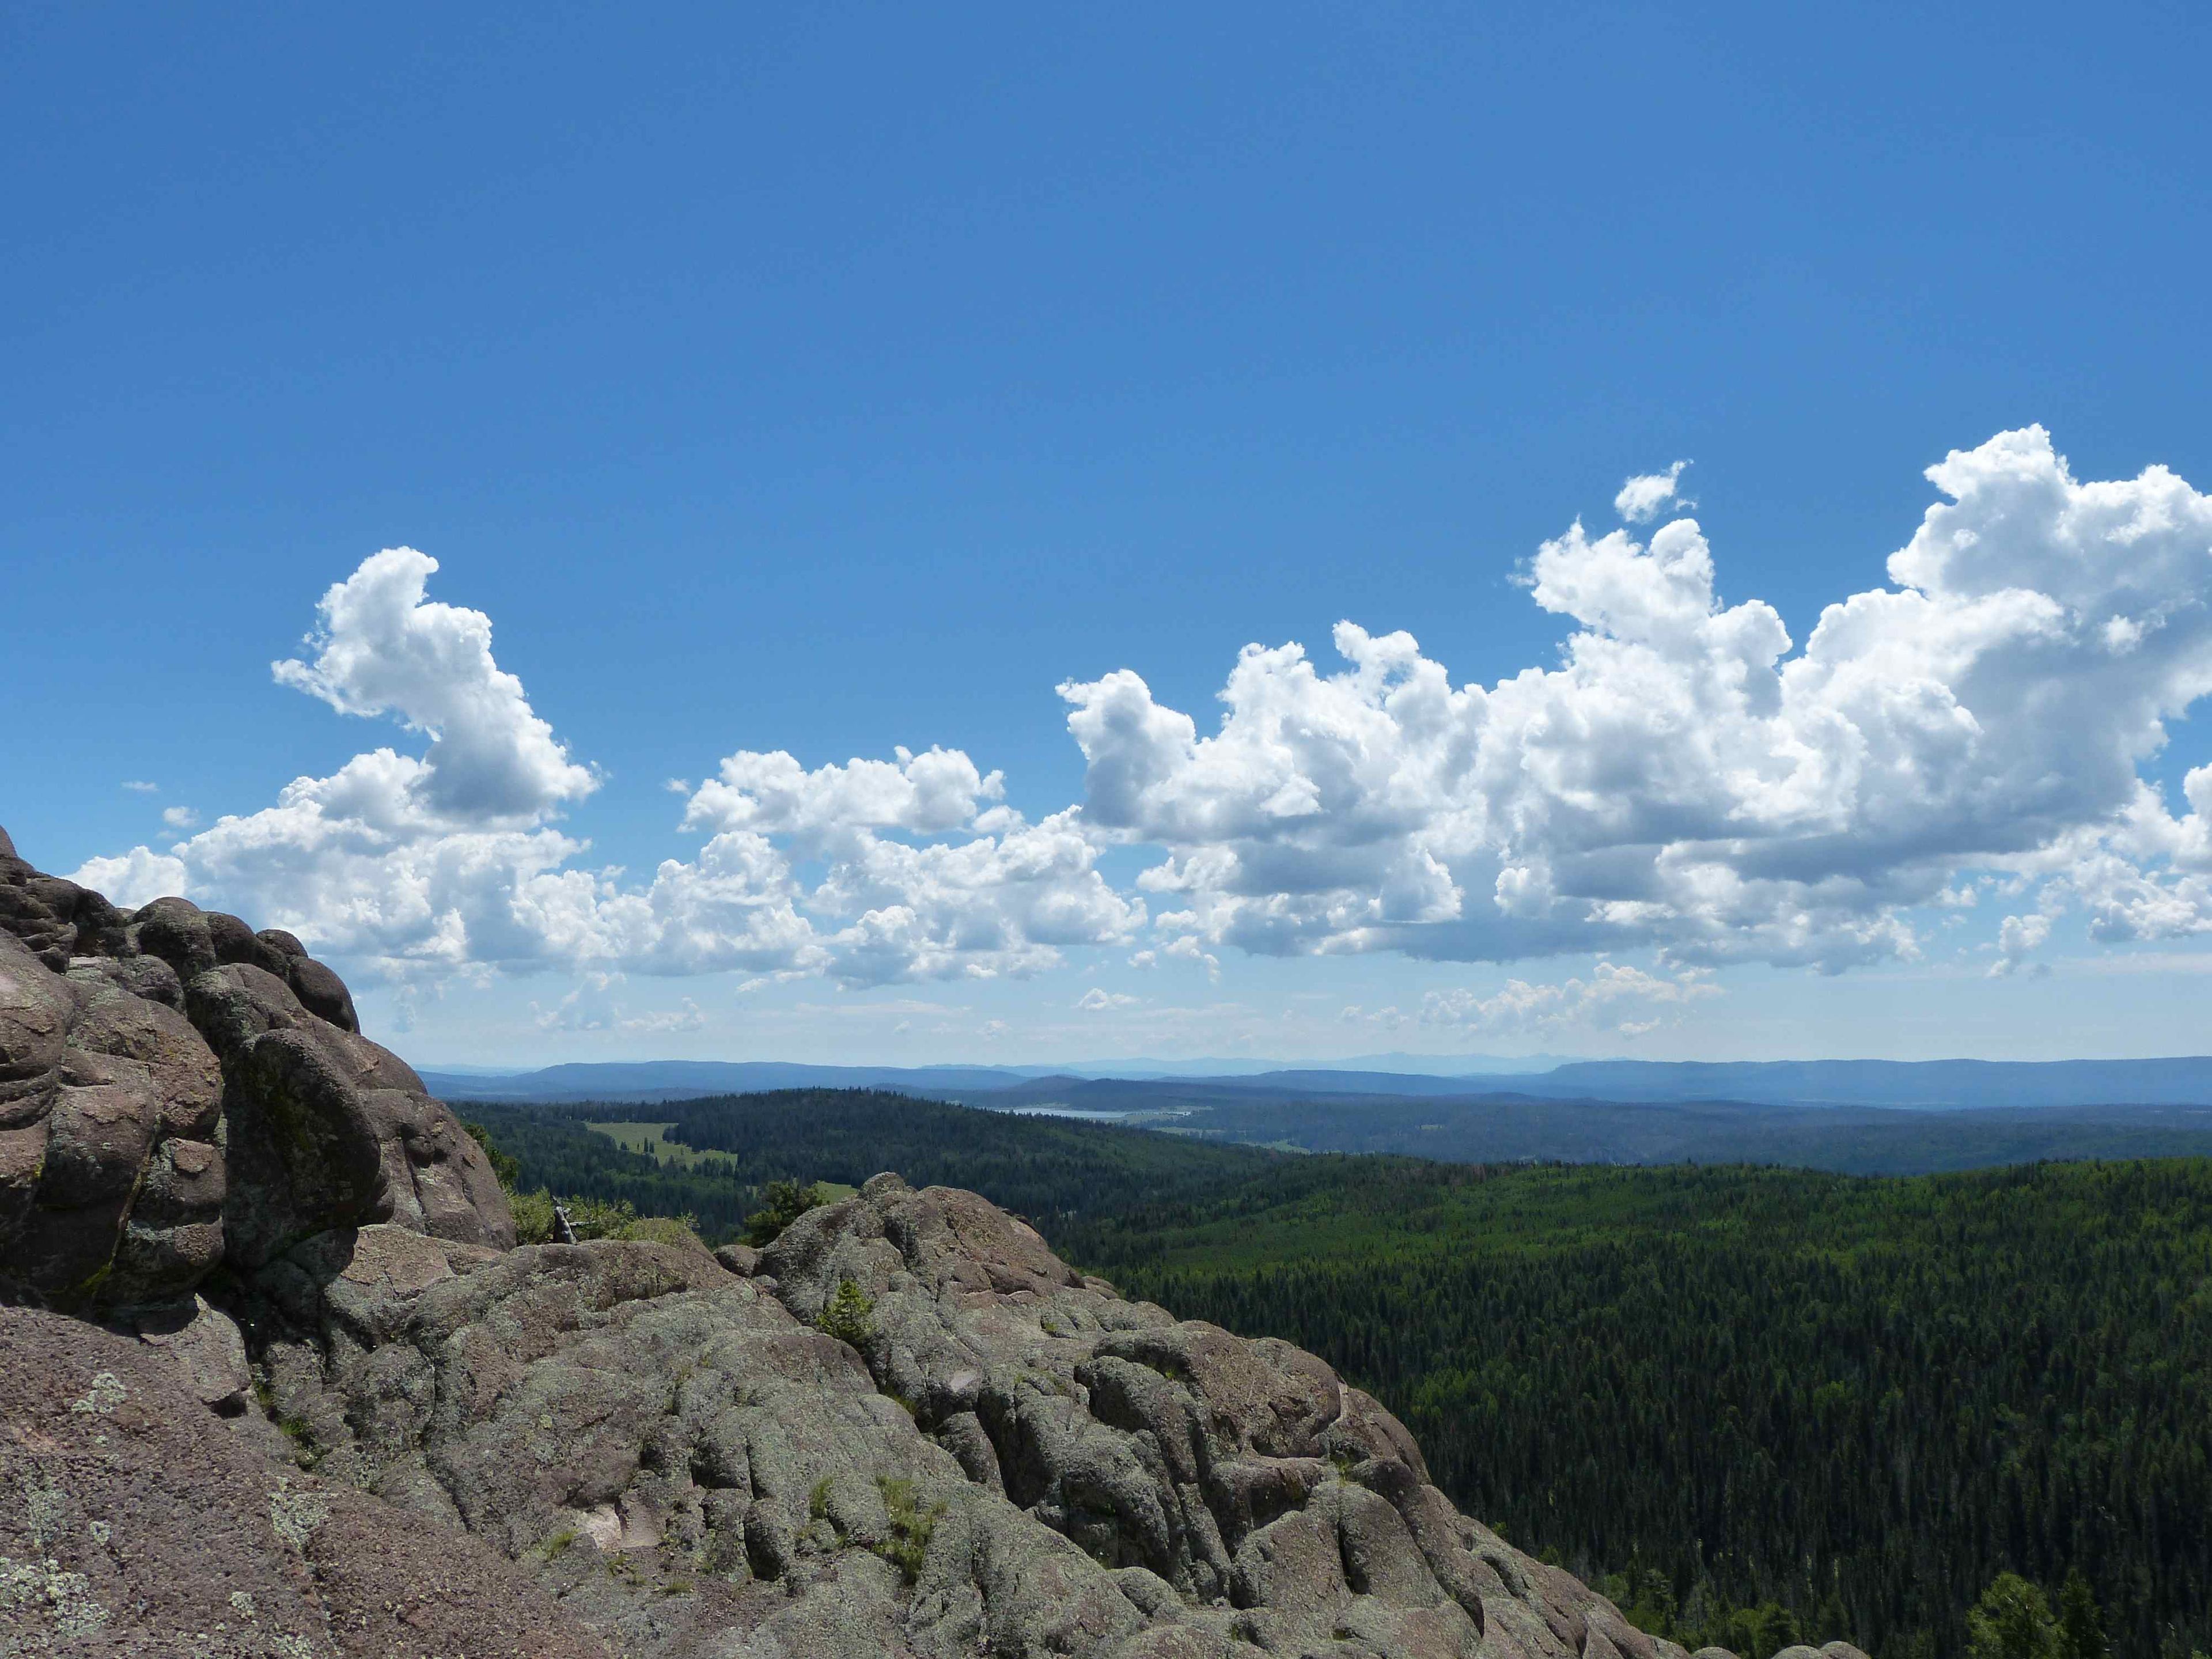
[0,1302,609,1657]
[0,828,511,1306]
[241,1226,1237,1658]
[753,1173,1691,1659]
[132,1291,253,1411]
[238,1181,1696,1659]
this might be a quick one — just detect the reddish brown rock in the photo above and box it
[0,1302,608,1658]
[0,827,512,1306]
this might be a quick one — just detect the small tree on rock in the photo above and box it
[744,1179,828,1246]
[819,1277,875,1348]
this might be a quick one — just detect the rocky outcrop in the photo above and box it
[0,825,1807,1657]
[761,1176,1691,1659]
[0,828,511,1308]
[238,1184,1700,1659]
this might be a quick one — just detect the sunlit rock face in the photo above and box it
[230,1179,1700,1659]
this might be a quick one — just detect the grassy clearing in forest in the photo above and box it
[586,1120,737,1168]
[585,1120,859,1198]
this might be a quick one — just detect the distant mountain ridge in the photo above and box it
[417,1059,1037,1101]
[417,1053,2212,1109]
[1526,1056,2212,1107]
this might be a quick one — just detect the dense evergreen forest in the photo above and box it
[459,1092,2212,1659]
[454,1089,1280,1240]
[1066,1157,2212,1659]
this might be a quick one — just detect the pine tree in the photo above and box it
[1966,1573,2060,1659]
[2056,1571,2107,1659]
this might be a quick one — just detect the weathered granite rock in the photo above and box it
[0,1301,609,1657]
[752,1172,1688,1659]
[1,926,228,1304]
[237,1185,1699,1659]
[184,957,510,1267]
[0,828,512,1308]
[132,1291,254,1411]
[241,1225,1224,1657]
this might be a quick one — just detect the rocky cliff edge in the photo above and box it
[0,828,1861,1659]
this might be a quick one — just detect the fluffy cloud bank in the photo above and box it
[77,550,1139,987]
[1061,427,2212,976]
[74,428,2212,998]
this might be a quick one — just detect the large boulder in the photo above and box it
[243,1226,1214,1658]
[0,828,511,1308]
[0,929,224,1304]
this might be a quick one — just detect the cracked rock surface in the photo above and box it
[245,1183,1700,1659]
[0,1301,608,1658]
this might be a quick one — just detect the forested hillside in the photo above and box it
[1065,1157,2212,1659]
[456,1089,1281,1240]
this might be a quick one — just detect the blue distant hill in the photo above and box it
[416,1059,1039,1101]
[1509,1056,2212,1108]
[417,1054,2212,1109]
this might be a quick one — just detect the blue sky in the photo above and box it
[7,3,2212,1066]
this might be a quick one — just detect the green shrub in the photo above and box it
[510,1188,701,1248]
[744,1179,829,1247]
[620,1213,706,1250]
[565,1194,642,1238]
[510,1187,557,1244]
[872,1476,944,1582]
[818,1277,875,1347]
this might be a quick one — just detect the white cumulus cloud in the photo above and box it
[1989,912,2054,978]
[70,428,2212,1014]
[270,549,600,823]
[74,548,1139,990]
[1060,427,2212,979]
[1614,461,1691,523]
[683,746,1002,838]
[77,551,607,977]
